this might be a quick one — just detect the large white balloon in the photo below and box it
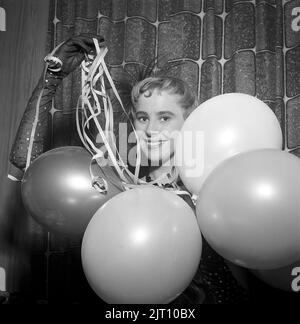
[175,93,283,194]
[81,186,202,304]
[196,149,300,270]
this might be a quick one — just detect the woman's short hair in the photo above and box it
[131,76,199,116]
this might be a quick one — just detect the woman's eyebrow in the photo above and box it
[135,111,148,115]
[156,111,176,116]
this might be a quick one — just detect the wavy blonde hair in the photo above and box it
[131,76,199,118]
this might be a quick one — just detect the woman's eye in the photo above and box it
[138,117,148,123]
[160,116,170,122]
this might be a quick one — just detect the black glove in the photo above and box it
[10,34,105,171]
[44,33,105,78]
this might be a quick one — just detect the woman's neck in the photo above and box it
[147,157,177,183]
[149,165,173,180]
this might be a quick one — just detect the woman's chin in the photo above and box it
[141,151,173,167]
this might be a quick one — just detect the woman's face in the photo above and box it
[133,89,186,166]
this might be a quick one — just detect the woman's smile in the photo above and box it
[144,138,170,150]
[133,90,185,165]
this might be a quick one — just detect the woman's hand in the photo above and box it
[44,33,105,78]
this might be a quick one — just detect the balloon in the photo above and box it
[196,149,300,270]
[21,146,123,235]
[81,186,202,304]
[175,93,283,194]
[251,260,300,293]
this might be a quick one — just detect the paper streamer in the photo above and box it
[76,38,196,202]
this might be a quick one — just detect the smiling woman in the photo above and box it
[131,76,198,180]
[127,75,250,304]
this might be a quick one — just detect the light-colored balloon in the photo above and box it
[175,93,283,194]
[81,186,202,304]
[196,149,300,270]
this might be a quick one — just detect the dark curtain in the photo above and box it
[49,0,300,158]
[0,0,49,294]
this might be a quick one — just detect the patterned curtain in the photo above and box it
[48,0,300,159]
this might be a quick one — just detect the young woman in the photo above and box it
[10,33,248,304]
[130,76,249,304]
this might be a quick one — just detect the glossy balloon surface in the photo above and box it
[176,93,283,194]
[21,146,123,235]
[196,149,300,269]
[82,186,202,304]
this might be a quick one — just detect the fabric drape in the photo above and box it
[0,0,50,293]
[50,0,300,158]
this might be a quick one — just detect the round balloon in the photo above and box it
[175,93,283,194]
[196,149,300,270]
[81,186,202,304]
[251,260,300,292]
[21,146,123,235]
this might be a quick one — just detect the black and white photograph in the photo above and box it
[0,0,299,312]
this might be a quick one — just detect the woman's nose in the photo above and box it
[145,120,160,137]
